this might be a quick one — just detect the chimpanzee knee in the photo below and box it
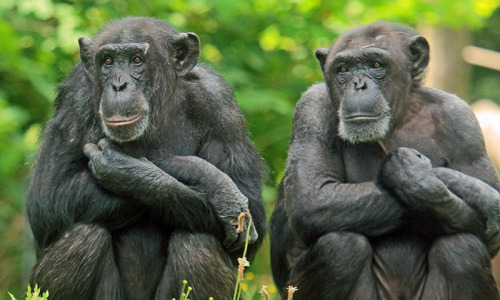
[288,232,375,299]
[430,233,491,276]
[30,224,113,299]
[425,233,499,300]
[316,231,372,262]
[155,231,236,300]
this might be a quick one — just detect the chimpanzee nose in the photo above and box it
[112,80,127,92]
[353,78,367,90]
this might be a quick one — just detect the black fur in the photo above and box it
[27,17,266,300]
[271,22,500,299]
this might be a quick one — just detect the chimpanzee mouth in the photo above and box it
[104,114,142,128]
[343,114,383,122]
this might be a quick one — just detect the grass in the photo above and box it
[8,285,48,300]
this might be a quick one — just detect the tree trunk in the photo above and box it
[418,24,471,101]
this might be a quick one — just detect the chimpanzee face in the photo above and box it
[315,24,429,144]
[78,30,200,143]
[94,42,151,143]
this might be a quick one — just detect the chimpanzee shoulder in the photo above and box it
[295,83,330,118]
[180,66,248,132]
[291,83,336,135]
[416,87,484,156]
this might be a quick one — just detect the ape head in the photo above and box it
[78,17,200,143]
[315,22,430,144]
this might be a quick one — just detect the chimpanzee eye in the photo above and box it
[132,56,143,64]
[103,57,114,66]
[339,66,348,73]
[372,62,382,68]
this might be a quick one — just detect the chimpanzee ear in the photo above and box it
[171,32,200,77]
[78,36,94,77]
[315,48,330,72]
[409,35,430,78]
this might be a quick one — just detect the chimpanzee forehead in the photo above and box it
[333,46,391,63]
[333,32,398,53]
[96,43,149,55]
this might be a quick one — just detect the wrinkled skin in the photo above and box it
[27,17,265,300]
[271,22,500,300]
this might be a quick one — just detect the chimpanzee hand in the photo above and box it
[220,213,257,252]
[380,147,448,209]
[83,138,166,198]
[215,198,258,252]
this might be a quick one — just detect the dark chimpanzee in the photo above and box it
[27,17,266,300]
[271,22,500,299]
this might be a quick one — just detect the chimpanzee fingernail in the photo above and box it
[83,143,99,157]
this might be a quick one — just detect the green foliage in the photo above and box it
[0,0,499,298]
[8,285,48,300]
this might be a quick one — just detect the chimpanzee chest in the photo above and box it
[155,115,204,156]
[120,117,204,159]
[342,142,387,183]
[342,136,446,183]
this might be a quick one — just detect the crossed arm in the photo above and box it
[83,138,257,251]
[284,90,500,255]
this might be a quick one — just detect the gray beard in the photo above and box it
[338,115,391,144]
[337,99,392,144]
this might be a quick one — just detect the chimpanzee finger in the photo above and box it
[487,231,500,257]
[223,224,239,250]
[83,143,101,159]
[247,224,259,245]
[229,219,250,252]
[229,231,248,253]
[88,160,97,175]
[97,138,117,152]
[139,157,152,163]
[486,221,500,243]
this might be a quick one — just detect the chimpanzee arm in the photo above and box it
[83,140,261,252]
[172,69,267,258]
[441,98,500,255]
[27,128,144,251]
[379,147,500,254]
[284,84,405,246]
[83,139,221,235]
[433,167,500,256]
[152,155,259,252]
[380,147,484,236]
[379,98,500,255]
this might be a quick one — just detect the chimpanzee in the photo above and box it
[270,22,500,299]
[27,17,266,300]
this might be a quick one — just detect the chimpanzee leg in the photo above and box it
[93,241,124,299]
[30,224,123,300]
[422,233,499,300]
[287,232,378,300]
[155,231,237,300]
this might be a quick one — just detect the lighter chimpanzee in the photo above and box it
[27,17,266,300]
[271,22,500,299]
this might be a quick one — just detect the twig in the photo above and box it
[377,139,388,156]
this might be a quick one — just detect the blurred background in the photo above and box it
[2,0,500,298]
